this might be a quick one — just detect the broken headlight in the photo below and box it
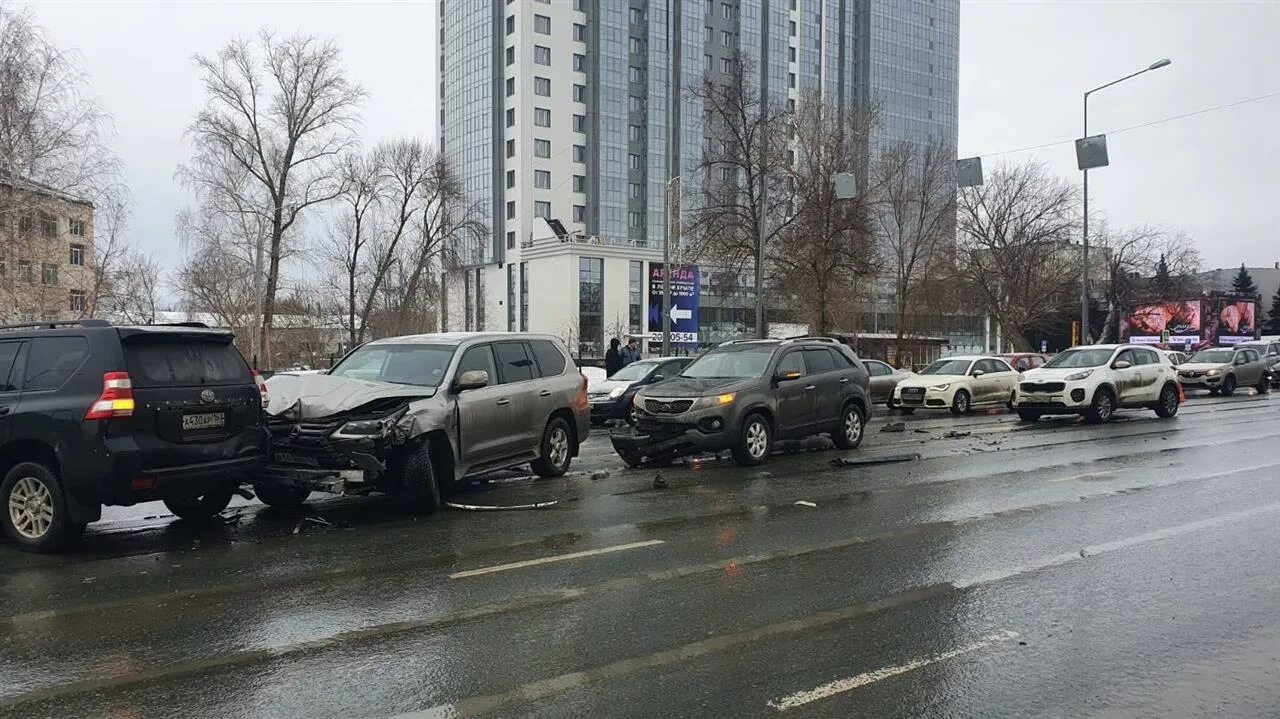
[331,407,409,440]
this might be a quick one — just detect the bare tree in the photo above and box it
[100,248,162,324]
[956,161,1080,351]
[181,30,365,365]
[771,95,878,333]
[1092,225,1202,342]
[871,139,956,356]
[686,52,795,335]
[325,151,380,345]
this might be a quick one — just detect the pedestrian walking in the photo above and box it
[605,337,624,376]
[621,336,642,366]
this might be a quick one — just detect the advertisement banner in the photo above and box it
[1122,301,1203,346]
[1214,299,1257,345]
[648,263,700,347]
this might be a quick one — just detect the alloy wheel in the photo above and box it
[746,420,769,459]
[549,427,570,468]
[7,477,54,540]
[844,409,863,445]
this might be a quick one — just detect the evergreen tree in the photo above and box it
[1268,285,1280,335]
[1152,253,1174,299]
[1232,263,1259,298]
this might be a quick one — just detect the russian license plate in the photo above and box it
[274,451,319,467]
[182,412,225,431]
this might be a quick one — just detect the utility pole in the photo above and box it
[664,177,679,355]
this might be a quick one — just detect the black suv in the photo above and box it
[611,338,872,466]
[0,321,268,552]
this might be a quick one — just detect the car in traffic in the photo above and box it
[998,352,1050,372]
[258,333,589,513]
[0,320,269,552]
[1158,349,1190,367]
[1176,346,1270,396]
[1013,344,1180,423]
[588,357,693,425]
[1231,339,1280,388]
[611,338,871,467]
[892,356,1019,415]
[862,359,915,406]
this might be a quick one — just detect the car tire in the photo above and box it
[398,440,441,514]
[1084,387,1116,424]
[1006,391,1017,410]
[253,483,311,509]
[163,486,235,522]
[1,462,83,553]
[627,405,639,426]
[899,407,915,415]
[950,390,971,416]
[531,416,574,478]
[731,413,772,466]
[833,403,865,450]
[616,447,644,468]
[1154,383,1180,418]
[1256,376,1270,395]
[1221,375,1237,397]
[1016,409,1042,423]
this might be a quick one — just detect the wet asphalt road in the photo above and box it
[4,391,1280,718]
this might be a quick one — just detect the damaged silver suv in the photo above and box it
[256,333,589,513]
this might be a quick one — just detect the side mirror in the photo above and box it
[454,369,489,392]
[650,374,665,382]
[1113,360,1132,370]
[775,370,803,383]
[971,369,985,377]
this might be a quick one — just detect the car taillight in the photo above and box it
[252,370,268,400]
[85,371,135,420]
[576,373,589,410]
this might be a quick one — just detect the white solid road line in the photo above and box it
[448,539,665,579]
[766,630,1021,711]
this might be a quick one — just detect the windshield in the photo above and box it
[1189,349,1234,364]
[610,361,658,381]
[920,359,972,376]
[1043,349,1115,369]
[680,347,773,379]
[329,344,454,387]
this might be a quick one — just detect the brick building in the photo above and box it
[0,179,95,323]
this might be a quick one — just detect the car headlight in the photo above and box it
[694,392,736,408]
[1065,370,1094,382]
[927,384,950,392]
[1206,369,1221,377]
[609,386,627,398]
[332,407,408,439]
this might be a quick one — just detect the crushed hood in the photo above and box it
[265,373,437,419]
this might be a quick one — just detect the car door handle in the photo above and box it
[839,378,849,384]
[0,406,9,416]
[804,384,816,391]
[539,389,552,397]
[496,398,510,406]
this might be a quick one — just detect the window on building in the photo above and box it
[787,98,795,111]
[41,262,57,285]
[520,262,529,332]
[535,201,551,219]
[534,13,550,34]
[704,53,713,68]
[573,174,586,193]
[534,76,551,96]
[507,231,516,249]
[535,107,551,126]
[506,77,515,96]
[629,96,643,112]
[534,169,551,189]
[573,53,585,71]
[705,25,713,43]
[506,46,515,65]
[628,211,643,228]
[629,66,644,83]
[506,107,516,127]
[69,289,86,313]
[506,169,515,189]
[578,257,604,357]
[535,138,551,157]
[721,30,733,47]
[789,72,796,88]
[506,15,515,34]
[629,125,644,142]
[17,214,32,234]
[573,114,586,132]
[721,57,733,73]
[722,2,733,19]
[573,205,585,222]
[720,166,734,182]
[629,154,642,169]
[69,220,85,237]
[534,45,551,65]
[506,200,516,219]
[475,268,485,331]
[573,84,586,102]
[507,264,516,331]
[574,23,586,41]
[629,37,646,54]
[789,46,796,62]
[630,7,644,23]
[573,144,586,163]
[630,183,644,200]
[69,244,85,266]
[789,20,796,36]
[629,260,643,332]
[17,260,32,282]
[40,212,56,239]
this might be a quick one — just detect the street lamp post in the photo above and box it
[1080,58,1171,344]
[664,176,680,356]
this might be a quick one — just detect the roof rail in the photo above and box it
[0,319,111,332]
[717,338,779,347]
[162,321,210,328]
[782,335,841,345]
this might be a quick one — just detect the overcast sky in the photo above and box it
[24,0,1280,281]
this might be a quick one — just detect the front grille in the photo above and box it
[644,398,694,415]
[269,419,351,469]
[635,419,693,438]
[1020,382,1065,393]
[1179,370,1203,378]
[900,387,925,406]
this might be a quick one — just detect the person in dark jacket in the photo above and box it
[605,337,623,376]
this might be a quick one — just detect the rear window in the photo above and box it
[125,340,251,387]
[25,337,90,391]
[529,339,566,377]
[804,348,836,373]
[495,342,535,383]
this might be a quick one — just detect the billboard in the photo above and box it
[1214,300,1258,345]
[648,263,700,348]
[1122,301,1204,347]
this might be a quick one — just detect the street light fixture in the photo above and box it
[1080,58,1171,344]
